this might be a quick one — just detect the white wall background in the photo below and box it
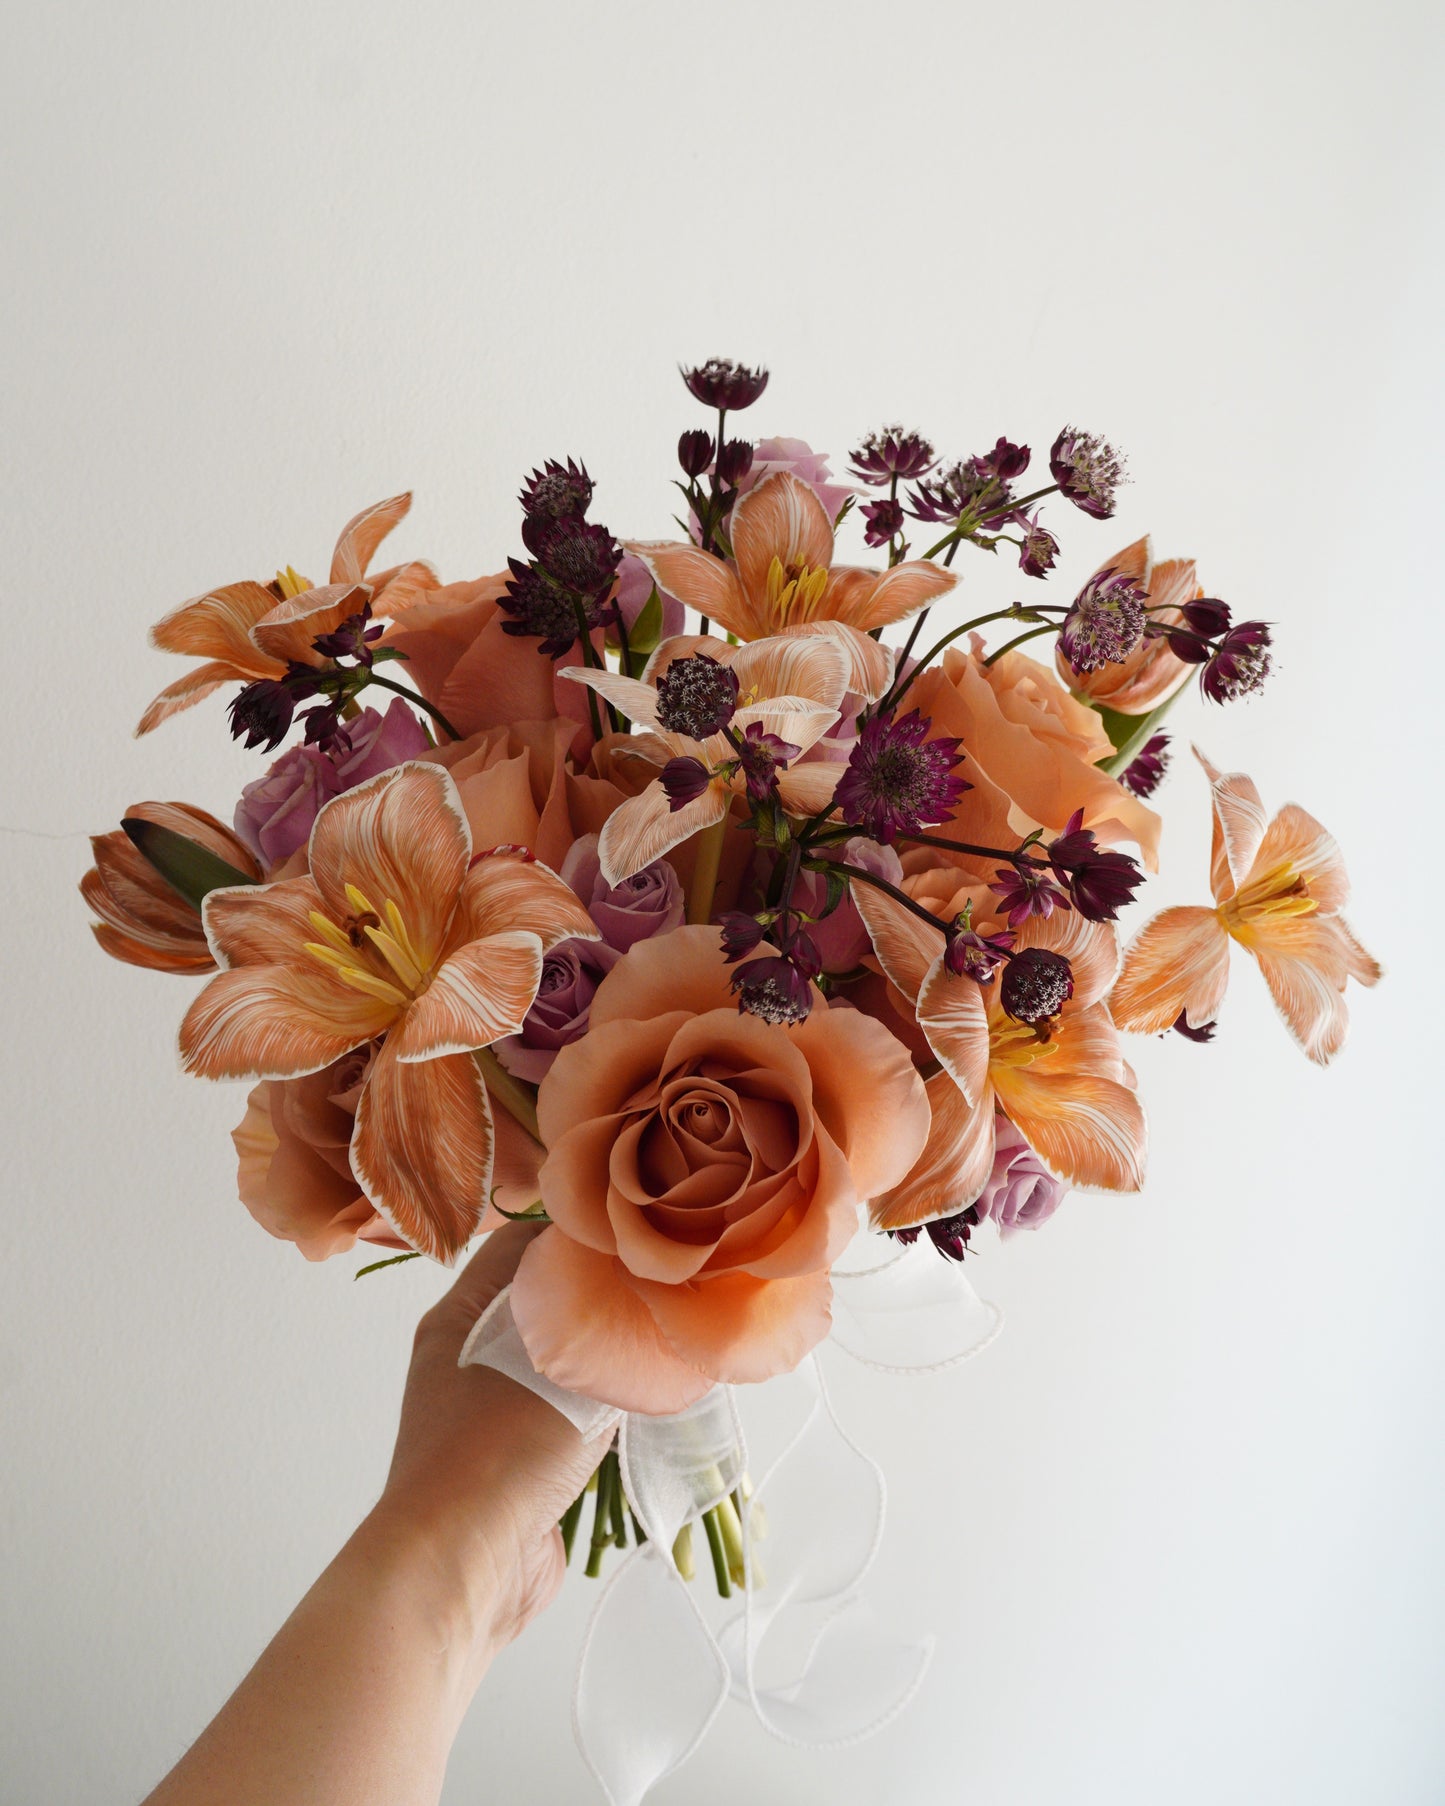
[2,2,1441,1801]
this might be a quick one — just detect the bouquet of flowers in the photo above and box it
[83,357,1380,1796]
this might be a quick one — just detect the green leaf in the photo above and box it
[626,584,665,658]
[122,820,261,911]
[353,1251,422,1280]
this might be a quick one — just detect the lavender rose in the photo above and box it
[976,1117,1068,1235]
[494,938,621,1083]
[233,699,430,870]
[562,834,685,953]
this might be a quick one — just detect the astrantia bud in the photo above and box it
[678,429,714,478]
[653,653,739,740]
[1000,947,1075,1024]
[716,438,755,487]
[850,427,937,486]
[731,953,815,1025]
[518,457,593,522]
[1120,732,1171,799]
[660,756,714,811]
[1058,570,1148,674]
[682,358,769,411]
[861,497,906,548]
[1049,427,1127,519]
[1201,621,1273,704]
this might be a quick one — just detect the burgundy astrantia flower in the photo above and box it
[653,653,739,739]
[682,358,769,411]
[944,921,1016,982]
[1000,946,1075,1024]
[833,710,969,844]
[1058,569,1148,673]
[677,429,714,477]
[989,860,1068,927]
[1120,732,1171,799]
[850,426,937,486]
[518,457,593,522]
[890,1205,981,1262]
[1201,621,1273,704]
[861,497,906,548]
[1049,426,1127,519]
[1013,509,1060,578]
[730,928,823,1026]
[1046,809,1145,920]
[1172,1011,1217,1043]
[734,722,801,804]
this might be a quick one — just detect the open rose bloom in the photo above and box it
[83,365,1378,1650]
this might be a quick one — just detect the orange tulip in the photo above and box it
[630,469,958,700]
[82,802,262,973]
[563,632,856,885]
[1110,750,1381,1064]
[852,876,1145,1228]
[1055,536,1201,716]
[137,493,436,734]
[178,761,598,1261]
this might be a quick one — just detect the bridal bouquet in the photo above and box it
[83,358,1379,1790]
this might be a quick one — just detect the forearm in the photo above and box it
[143,1507,493,1806]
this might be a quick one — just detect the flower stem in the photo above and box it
[685,812,728,926]
[472,1048,541,1142]
[363,672,461,742]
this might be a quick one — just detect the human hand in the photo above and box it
[367,1222,604,1671]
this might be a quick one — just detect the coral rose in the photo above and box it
[908,637,1162,869]
[508,927,931,1413]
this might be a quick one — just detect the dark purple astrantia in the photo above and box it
[1120,732,1171,799]
[834,710,969,843]
[849,427,937,486]
[1000,946,1075,1024]
[1046,810,1145,920]
[682,358,770,411]
[1049,427,1127,519]
[1058,570,1148,673]
[653,653,739,740]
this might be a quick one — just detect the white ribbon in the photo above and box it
[458,1235,1000,1805]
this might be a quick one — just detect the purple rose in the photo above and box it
[493,938,621,1083]
[976,1117,1068,1236]
[791,838,903,974]
[233,699,430,870]
[234,746,342,870]
[561,834,685,953]
[330,699,431,786]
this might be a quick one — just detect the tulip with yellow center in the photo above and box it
[1110,750,1381,1064]
[178,761,598,1261]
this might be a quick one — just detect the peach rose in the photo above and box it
[507,927,931,1412]
[908,637,1162,868]
[1055,535,1202,715]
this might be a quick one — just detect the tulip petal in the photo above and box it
[869,1072,998,1230]
[917,955,992,1105]
[308,762,470,968]
[851,878,945,1004]
[1110,905,1231,1035]
[389,931,544,1060]
[457,851,599,952]
[350,1041,494,1263]
[330,492,412,585]
[510,1229,713,1414]
[597,779,730,887]
[179,965,390,1079]
[730,472,835,623]
[628,541,751,639]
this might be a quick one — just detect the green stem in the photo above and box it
[363,672,461,742]
[685,812,728,926]
[472,1048,541,1142]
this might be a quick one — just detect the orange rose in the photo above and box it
[909,637,1162,868]
[507,927,931,1412]
[1055,535,1201,715]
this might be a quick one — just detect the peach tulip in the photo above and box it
[852,879,1145,1228]
[82,802,262,973]
[138,493,436,734]
[178,761,598,1260]
[1110,751,1381,1064]
[1055,536,1202,715]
